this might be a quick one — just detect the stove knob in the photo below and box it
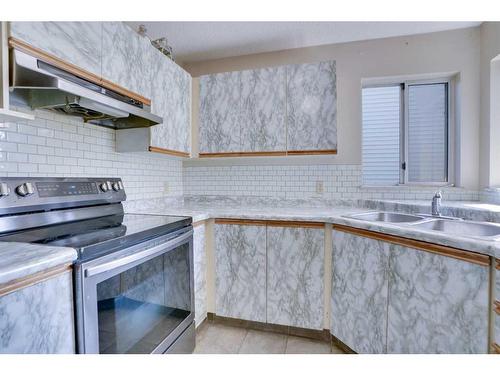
[118,181,124,190]
[0,183,10,197]
[99,182,109,192]
[112,182,121,191]
[16,182,34,197]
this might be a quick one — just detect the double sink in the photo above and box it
[346,211,500,241]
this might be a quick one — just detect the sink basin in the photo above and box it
[346,212,426,223]
[411,219,500,239]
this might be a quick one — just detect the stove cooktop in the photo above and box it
[0,213,192,263]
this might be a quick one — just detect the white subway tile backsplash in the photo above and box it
[1,108,183,201]
[183,164,479,201]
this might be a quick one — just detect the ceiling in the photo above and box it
[126,21,481,64]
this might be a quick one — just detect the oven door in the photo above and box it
[77,227,194,354]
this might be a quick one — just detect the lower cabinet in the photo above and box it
[331,227,490,354]
[331,230,390,354]
[214,222,267,322]
[493,259,500,353]
[387,245,489,354]
[267,225,324,330]
[193,223,207,327]
[0,270,75,353]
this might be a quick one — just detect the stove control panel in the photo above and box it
[0,178,126,215]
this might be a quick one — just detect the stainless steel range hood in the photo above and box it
[9,49,162,129]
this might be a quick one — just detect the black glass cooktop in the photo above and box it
[0,213,192,263]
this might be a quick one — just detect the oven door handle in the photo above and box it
[84,229,193,278]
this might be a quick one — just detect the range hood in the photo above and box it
[9,49,162,129]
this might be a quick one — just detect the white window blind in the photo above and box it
[362,86,401,185]
[407,83,448,183]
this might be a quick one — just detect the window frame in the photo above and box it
[362,77,454,187]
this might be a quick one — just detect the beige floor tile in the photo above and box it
[194,323,248,354]
[238,329,287,354]
[285,336,332,354]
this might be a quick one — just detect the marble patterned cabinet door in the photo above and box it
[387,246,489,354]
[10,22,102,77]
[199,72,241,153]
[331,230,390,354]
[240,67,286,152]
[286,61,337,151]
[0,271,75,354]
[101,22,155,99]
[150,51,192,154]
[194,224,207,326]
[214,223,266,322]
[495,261,500,350]
[267,226,324,329]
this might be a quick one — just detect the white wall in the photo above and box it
[185,27,482,190]
[479,22,500,188]
[0,108,183,201]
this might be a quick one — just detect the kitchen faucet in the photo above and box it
[431,191,442,216]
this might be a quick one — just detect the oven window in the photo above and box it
[96,243,191,354]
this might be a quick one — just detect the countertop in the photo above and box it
[125,197,500,259]
[0,243,77,285]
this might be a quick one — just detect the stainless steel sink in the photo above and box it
[346,212,426,223]
[411,219,500,239]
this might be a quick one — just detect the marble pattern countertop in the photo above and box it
[124,197,500,259]
[0,243,77,285]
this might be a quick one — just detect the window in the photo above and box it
[362,80,451,186]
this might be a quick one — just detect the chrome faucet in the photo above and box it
[431,191,442,216]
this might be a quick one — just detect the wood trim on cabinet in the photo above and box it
[492,343,500,354]
[266,220,325,229]
[214,218,324,228]
[148,146,190,158]
[198,150,337,158]
[214,218,268,226]
[199,151,287,158]
[332,224,490,267]
[496,258,500,271]
[287,149,338,155]
[494,300,500,315]
[0,264,72,298]
[8,37,151,106]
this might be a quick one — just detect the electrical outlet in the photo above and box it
[316,180,324,194]
[163,182,169,193]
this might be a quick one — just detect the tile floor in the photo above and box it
[194,322,346,354]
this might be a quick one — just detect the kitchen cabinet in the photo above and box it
[9,22,102,77]
[240,67,286,152]
[214,221,266,322]
[331,229,390,354]
[198,61,337,157]
[150,50,192,155]
[101,22,155,99]
[266,224,324,329]
[194,223,207,327]
[199,72,241,154]
[387,244,489,354]
[0,270,75,354]
[286,61,337,152]
[494,259,500,353]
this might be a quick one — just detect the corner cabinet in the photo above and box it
[198,61,337,158]
[331,225,490,354]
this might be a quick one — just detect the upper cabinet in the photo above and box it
[10,22,102,77]
[286,61,337,152]
[240,67,286,152]
[101,22,155,99]
[198,61,337,157]
[199,72,241,154]
[150,51,192,154]
[9,22,193,158]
